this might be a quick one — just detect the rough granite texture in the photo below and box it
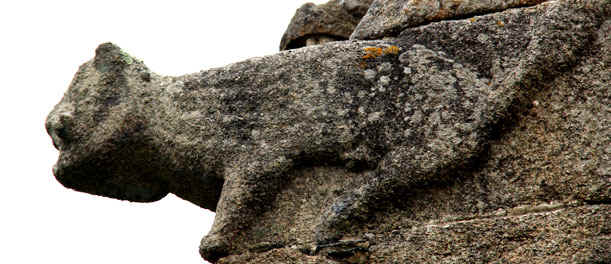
[280,0,373,50]
[351,0,552,40]
[47,0,609,263]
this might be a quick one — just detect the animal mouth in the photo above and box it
[51,151,75,182]
[51,144,170,203]
[48,130,65,151]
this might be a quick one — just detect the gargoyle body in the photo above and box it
[47,41,494,260]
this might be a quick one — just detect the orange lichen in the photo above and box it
[383,45,400,55]
[362,46,400,59]
[470,17,477,23]
[497,20,505,27]
[363,47,383,59]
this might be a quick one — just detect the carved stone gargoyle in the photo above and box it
[46,0,609,263]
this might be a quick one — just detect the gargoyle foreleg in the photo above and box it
[200,153,295,262]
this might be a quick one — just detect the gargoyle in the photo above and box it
[46,1,600,261]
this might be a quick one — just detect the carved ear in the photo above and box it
[93,42,135,73]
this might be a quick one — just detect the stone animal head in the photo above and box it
[46,43,170,203]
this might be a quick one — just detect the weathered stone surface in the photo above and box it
[46,0,609,263]
[218,248,338,264]
[368,204,610,263]
[280,0,373,50]
[340,0,374,18]
[352,0,548,40]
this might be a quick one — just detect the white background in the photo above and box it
[0,1,325,263]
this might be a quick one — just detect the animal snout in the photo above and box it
[46,110,74,151]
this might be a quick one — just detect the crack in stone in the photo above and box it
[244,201,606,258]
[422,201,598,229]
